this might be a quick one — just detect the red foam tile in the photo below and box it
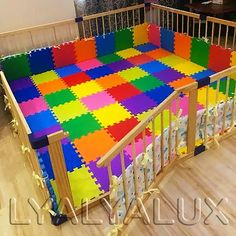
[62,72,91,87]
[208,45,232,72]
[52,42,76,68]
[127,54,154,66]
[106,83,142,101]
[106,117,151,141]
[148,24,160,47]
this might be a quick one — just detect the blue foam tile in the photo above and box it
[86,65,114,79]
[135,43,158,53]
[29,47,54,74]
[13,86,40,103]
[191,69,215,81]
[145,84,174,104]
[139,61,168,74]
[160,28,174,52]
[55,64,81,77]
[39,151,55,180]
[26,110,58,133]
[95,32,115,57]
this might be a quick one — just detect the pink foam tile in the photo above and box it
[170,96,204,116]
[19,96,49,117]
[125,136,152,158]
[77,58,103,71]
[81,91,116,111]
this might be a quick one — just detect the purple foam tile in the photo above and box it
[153,68,185,83]
[33,124,62,138]
[108,60,133,73]
[121,94,157,115]
[38,146,48,154]
[9,77,34,92]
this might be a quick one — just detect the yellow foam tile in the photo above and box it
[197,87,226,106]
[159,55,188,67]
[173,61,205,76]
[118,67,148,82]
[231,51,236,80]
[52,100,88,122]
[116,48,141,59]
[70,80,103,98]
[31,71,59,85]
[93,102,131,127]
[133,23,149,46]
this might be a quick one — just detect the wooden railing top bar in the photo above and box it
[210,66,236,83]
[206,16,236,28]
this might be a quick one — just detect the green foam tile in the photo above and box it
[61,113,102,140]
[131,75,164,92]
[98,54,122,64]
[210,78,235,97]
[1,54,32,81]
[115,28,134,52]
[190,38,210,68]
[44,89,76,107]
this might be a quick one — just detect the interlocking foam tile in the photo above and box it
[230,51,236,79]
[116,48,141,59]
[31,70,59,85]
[191,38,210,68]
[52,42,76,68]
[95,32,115,57]
[208,45,232,72]
[118,67,148,82]
[86,65,114,79]
[62,113,101,140]
[38,150,55,180]
[174,32,191,60]
[26,110,58,133]
[70,80,103,98]
[19,96,48,117]
[145,84,174,104]
[148,24,161,47]
[96,73,127,89]
[159,54,188,67]
[173,61,205,76]
[127,54,153,66]
[115,28,133,51]
[9,77,34,92]
[107,60,133,73]
[77,58,103,71]
[191,69,215,81]
[131,75,164,92]
[160,28,174,52]
[121,94,157,115]
[33,124,62,138]
[139,60,168,74]
[73,129,117,163]
[169,77,196,89]
[170,95,204,116]
[146,48,171,60]
[55,64,81,77]
[93,102,131,127]
[37,79,67,95]
[29,47,54,74]
[81,91,116,111]
[153,68,185,83]
[66,166,103,207]
[135,43,158,53]
[210,78,236,97]
[44,89,76,107]
[74,38,97,62]
[1,53,32,81]
[197,87,226,106]
[98,53,122,64]
[62,72,91,87]
[13,86,40,103]
[106,83,142,101]
[52,100,88,123]
[133,23,148,46]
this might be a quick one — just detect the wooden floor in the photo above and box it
[1,94,236,236]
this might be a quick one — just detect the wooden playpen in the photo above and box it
[0,3,236,230]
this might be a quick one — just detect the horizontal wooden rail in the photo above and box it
[206,16,236,29]
[210,66,236,83]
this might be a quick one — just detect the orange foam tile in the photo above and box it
[96,73,127,89]
[169,77,196,89]
[146,48,171,59]
[133,23,149,46]
[174,32,191,60]
[37,79,67,95]
[74,38,97,63]
[73,129,117,163]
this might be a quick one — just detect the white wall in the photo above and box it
[0,0,76,33]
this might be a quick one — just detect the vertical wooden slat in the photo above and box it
[126,11,129,28]
[213,80,220,138]
[204,86,210,146]
[152,119,157,175]
[175,96,180,155]
[131,140,139,198]
[160,112,164,169]
[198,20,201,38]
[192,18,195,37]
[205,20,208,38]
[211,22,215,44]
[89,20,92,37]
[218,24,222,46]
[225,25,229,48]
[168,105,172,162]
[132,10,135,26]
[102,16,105,34]
[232,28,236,49]
[142,130,148,190]
[231,85,236,127]
[181,15,184,33]
[187,16,190,35]
[96,18,99,35]
[222,77,230,133]
[177,13,179,32]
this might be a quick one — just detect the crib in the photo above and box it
[0,3,236,231]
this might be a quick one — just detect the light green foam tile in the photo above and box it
[158,55,188,68]
[118,67,148,82]
[50,180,59,205]
[68,167,103,207]
[31,70,59,85]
